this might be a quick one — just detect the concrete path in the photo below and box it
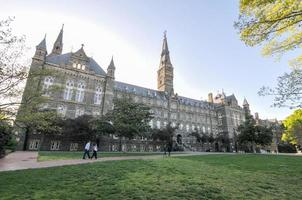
[0,151,213,172]
[1,151,300,172]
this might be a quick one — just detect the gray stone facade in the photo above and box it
[17,27,247,152]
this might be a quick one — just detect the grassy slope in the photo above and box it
[37,151,170,161]
[1,154,301,200]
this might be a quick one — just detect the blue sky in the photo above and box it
[0,0,294,120]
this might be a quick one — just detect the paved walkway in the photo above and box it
[1,151,301,172]
[0,151,213,172]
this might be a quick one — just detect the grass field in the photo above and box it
[37,151,169,162]
[1,154,301,199]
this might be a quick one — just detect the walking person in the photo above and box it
[91,143,98,159]
[83,141,91,159]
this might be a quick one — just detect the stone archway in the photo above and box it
[176,134,182,145]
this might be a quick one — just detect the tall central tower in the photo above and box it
[157,32,174,94]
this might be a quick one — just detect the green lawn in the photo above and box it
[1,154,302,199]
[37,151,173,162]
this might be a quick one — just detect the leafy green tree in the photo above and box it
[235,0,302,63]
[238,114,273,152]
[0,119,12,158]
[235,0,302,108]
[282,109,302,149]
[106,97,153,151]
[255,126,273,146]
[62,115,96,141]
[152,123,177,153]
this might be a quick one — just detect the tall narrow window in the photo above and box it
[75,82,85,102]
[57,105,67,117]
[42,76,54,96]
[156,121,161,129]
[75,107,85,118]
[94,86,102,105]
[64,80,74,100]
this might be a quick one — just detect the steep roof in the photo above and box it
[45,53,106,76]
[114,81,215,109]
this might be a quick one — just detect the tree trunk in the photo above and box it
[38,133,45,151]
[119,137,122,152]
[23,127,29,151]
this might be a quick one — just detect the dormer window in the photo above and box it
[72,63,76,68]
[81,65,85,70]
[77,63,81,69]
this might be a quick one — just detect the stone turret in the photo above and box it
[107,56,115,79]
[243,98,250,115]
[33,35,47,62]
[50,24,64,56]
[157,31,174,94]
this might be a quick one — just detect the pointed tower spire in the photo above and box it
[36,34,47,50]
[107,56,115,79]
[33,34,47,61]
[243,98,249,106]
[160,30,171,66]
[50,24,64,56]
[157,31,174,94]
[243,97,250,116]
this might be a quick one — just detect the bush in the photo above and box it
[278,143,297,153]
[0,121,13,158]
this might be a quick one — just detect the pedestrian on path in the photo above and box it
[90,143,98,159]
[83,141,91,159]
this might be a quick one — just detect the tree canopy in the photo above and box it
[106,97,153,140]
[282,109,302,148]
[237,114,273,152]
[236,0,302,64]
[0,17,27,117]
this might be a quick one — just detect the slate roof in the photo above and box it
[36,37,47,50]
[45,53,106,76]
[115,81,167,100]
[115,81,215,109]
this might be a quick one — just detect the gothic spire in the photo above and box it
[36,34,47,50]
[50,24,64,55]
[107,56,115,78]
[108,56,115,69]
[243,98,249,106]
[160,31,172,66]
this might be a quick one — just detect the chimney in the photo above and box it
[208,93,213,103]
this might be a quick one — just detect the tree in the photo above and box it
[282,109,302,149]
[235,1,302,108]
[238,114,273,152]
[259,69,302,108]
[152,123,177,153]
[106,97,153,151]
[62,115,95,142]
[0,119,12,158]
[235,0,302,63]
[0,17,27,117]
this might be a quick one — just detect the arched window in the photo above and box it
[94,86,102,105]
[180,123,184,130]
[149,120,154,128]
[202,126,206,133]
[75,82,85,102]
[75,107,85,118]
[156,121,161,129]
[57,105,67,117]
[64,80,74,100]
[42,76,54,96]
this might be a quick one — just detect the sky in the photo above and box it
[0,0,295,120]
